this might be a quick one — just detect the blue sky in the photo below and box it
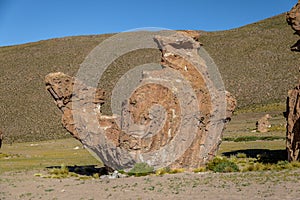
[0,0,297,47]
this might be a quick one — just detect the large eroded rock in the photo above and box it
[286,83,300,161]
[45,31,236,170]
[286,1,300,161]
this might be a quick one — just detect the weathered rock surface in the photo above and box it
[287,0,300,51]
[286,1,300,161]
[256,114,271,133]
[45,73,106,141]
[45,32,236,170]
[287,1,300,35]
[176,30,201,42]
[286,83,300,161]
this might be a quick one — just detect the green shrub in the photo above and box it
[49,165,69,175]
[207,156,224,170]
[268,124,286,132]
[236,153,247,158]
[155,167,169,176]
[207,156,239,173]
[193,167,207,173]
[155,167,185,175]
[169,168,185,174]
[213,161,239,173]
[224,136,285,142]
[128,163,154,177]
[291,161,300,168]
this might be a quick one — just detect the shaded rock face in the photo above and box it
[0,129,3,148]
[45,32,236,170]
[286,83,300,161]
[287,1,300,51]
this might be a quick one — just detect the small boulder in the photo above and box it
[256,114,271,133]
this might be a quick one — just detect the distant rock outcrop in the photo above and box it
[256,114,271,133]
[45,31,236,170]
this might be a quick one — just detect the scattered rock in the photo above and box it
[100,170,127,179]
[45,31,236,171]
[256,114,272,133]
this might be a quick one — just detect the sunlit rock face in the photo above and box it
[45,31,236,170]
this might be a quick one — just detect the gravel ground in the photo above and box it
[1,169,300,200]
